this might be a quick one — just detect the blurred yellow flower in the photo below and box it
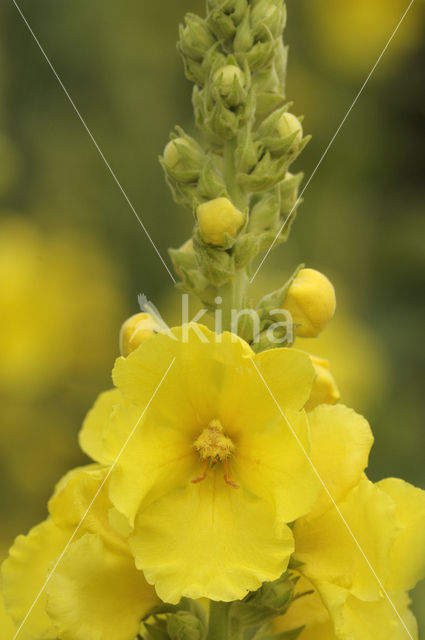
[80,324,320,603]
[1,466,159,640]
[0,217,125,397]
[308,0,425,77]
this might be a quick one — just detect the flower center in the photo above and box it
[192,419,238,488]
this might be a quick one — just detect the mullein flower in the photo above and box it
[272,402,425,639]
[79,324,321,603]
[1,466,159,640]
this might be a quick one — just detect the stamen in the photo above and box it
[191,459,209,484]
[223,459,239,489]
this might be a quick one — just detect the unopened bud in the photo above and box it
[276,112,303,153]
[167,611,204,640]
[197,197,245,246]
[279,171,302,214]
[163,136,204,177]
[179,14,216,62]
[282,268,336,337]
[119,313,162,356]
[213,64,246,107]
[305,354,340,411]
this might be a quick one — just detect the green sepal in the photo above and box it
[167,610,206,640]
[237,151,288,193]
[178,13,216,63]
[233,6,253,52]
[248,188,281,233]
[257,263,304,315]
[194,230,236,285]
[233,232,261,269]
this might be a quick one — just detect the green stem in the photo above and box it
[217,269,249,334]
[207,601,231,640]
[223,138,248,211]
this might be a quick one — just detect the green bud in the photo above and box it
[162,133,205,180]
[213,64,247,107]
[236,34,274,72]
[179,14,216,63]
[233,7,254,52]
[252,574,295,611]
[276,112,303,153]
[279,171,302,214]
[166,611,204,640]
[208,9,236,41]
[252,0,286,39]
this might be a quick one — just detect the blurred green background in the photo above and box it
[0,0,424,628]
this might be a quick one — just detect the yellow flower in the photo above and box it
[119,312,163,357]
[282,406,425,639]
[79,324,320,603]
[0,217,125,396]
[305,353,340,411]
[196,197,245,246]
[283,268,336,338]
[1,466,159,640]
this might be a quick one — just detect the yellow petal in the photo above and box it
[234,408,320,522]
[48,466,127,554]
[294,478,398,601]
[1,519,69,639]
[377,478,425,591]
[335,590,418,640]
[252,347,315,412]
[112,324,253,420]
[78,388,122,464]
[307,404,374,517]
[305,354,340,411]
[129,473,294,603]
[106,400,199,528]
[0,594,22,640]
[46,533,159,640]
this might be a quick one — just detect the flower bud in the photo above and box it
[279,171,302,214]
[119,312,162,357]
[167,610,204,640]
[163,136,204,177]
[282,268,336,337]
[197,197,244,246]
[213,64,246,107]
[276,112,303,152]
[179,14,216,62]
[305,354,340,411]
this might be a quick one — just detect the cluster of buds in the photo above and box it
[162,0,311,319]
